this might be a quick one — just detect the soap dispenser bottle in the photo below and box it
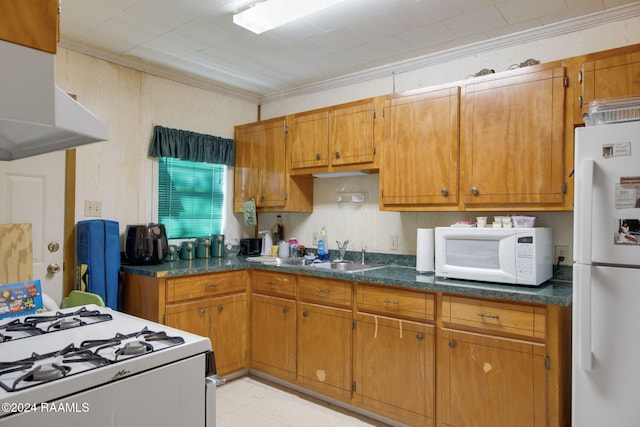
[318,226,329,261]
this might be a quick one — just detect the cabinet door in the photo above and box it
[210,293,248,376]
[354,313,434,427]
[381,87,459,208]
[438,329,547,427]
[259,119,287,207]
[297,302,352,401]
[329,102,375,166]
[165,299,211,338]
[251,294,296,380]
[461,67,566,207]
[581,50,640,119]
[0,0,58,53]
[233,124,260,211]
[289,111,329,169]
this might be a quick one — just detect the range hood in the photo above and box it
[0,40,108,161]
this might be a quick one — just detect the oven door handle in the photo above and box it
[205,375,225,427]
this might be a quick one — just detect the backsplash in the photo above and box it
[255,174,574,260]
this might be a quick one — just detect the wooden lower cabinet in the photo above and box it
[438,329,547,427]
[251,293,296,380]
[166,292,248,376]
[354,312,435,427]
[297,302,353,401]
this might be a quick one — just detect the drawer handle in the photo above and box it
[205,283,219,289]
[315,289,330,294]
[478,313,499,320]
[266,281,276,285]
[383,299,400,305]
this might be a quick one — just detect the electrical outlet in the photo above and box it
[554,245,571,266]
[84,200,102,217]
[312,232,318,246]
[390,234,398,250]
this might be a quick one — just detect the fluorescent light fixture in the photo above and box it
[234,0,346,34]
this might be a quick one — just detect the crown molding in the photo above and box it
[58,2,640,105]
[261,2,640,103]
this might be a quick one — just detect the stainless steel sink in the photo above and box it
[305,261,386,273]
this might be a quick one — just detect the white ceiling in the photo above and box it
[58,0,640,101]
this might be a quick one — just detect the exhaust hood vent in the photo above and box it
[0,41,108,161]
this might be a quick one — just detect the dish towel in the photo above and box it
[243,198,257,226]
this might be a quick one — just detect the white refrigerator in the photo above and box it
[573,120,640,426]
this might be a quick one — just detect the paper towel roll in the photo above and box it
[416,228,434,273]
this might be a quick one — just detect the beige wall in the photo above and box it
[54,49,258,246]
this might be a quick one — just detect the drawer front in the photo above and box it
[298,276,352,307]
[356,285,435,322]
[252,270,296,298]
[442,295,546,339]
[167,270,247,302]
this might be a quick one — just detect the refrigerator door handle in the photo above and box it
[575,263,593,371]
[576,159,594,263]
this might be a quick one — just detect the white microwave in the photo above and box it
[435,227,553,286]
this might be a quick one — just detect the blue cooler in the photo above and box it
[76,220,121,310]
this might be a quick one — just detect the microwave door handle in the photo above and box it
[576,160,594,263]
[575,264,593,371]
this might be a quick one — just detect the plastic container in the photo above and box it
[288,238,298,257]
[512,216,536,228]
[318,226,329,261]
[585,95,640,126]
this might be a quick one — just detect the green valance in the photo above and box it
[149,125,235,166]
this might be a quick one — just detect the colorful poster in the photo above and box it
[0,280,44,319]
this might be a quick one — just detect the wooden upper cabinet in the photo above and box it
[0,0,59,54]
[579,49,640,121]
[460,65,567,208]
[233,118,289,211]
[380,86,460,210]
[289,111,329,169]
[330,102,375,166]
[288,99,377,173]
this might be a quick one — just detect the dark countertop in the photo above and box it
[121,256,573,307]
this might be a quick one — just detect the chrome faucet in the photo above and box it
[336,240,349,261]
[361,246,366,264]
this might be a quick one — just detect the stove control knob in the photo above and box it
[47,263,61,274]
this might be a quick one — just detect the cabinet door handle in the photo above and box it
[315,288,330,294]
[335,151,340,158]
[383,299,400,305]
[478,312,499,320]
[441,187,448,196]
[199,308,206,315]
[303,311,309,317]
[448,341,456,349]
[416,333,423,342]
[205,283,219,289]
[283,307,289,314]
[217,305,224,312]
[315,153,321,160]
[471,187,479,195]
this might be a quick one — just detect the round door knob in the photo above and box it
[303,311,309,318]
[47,263,61,274]
[217,305,224,312]
[471,187,479,195]
[315,153,321,160]
[441,188,448,196]
[283,307,289,314]
[335,151,340,158]
[199,308,206,315]
[47,242,60,253]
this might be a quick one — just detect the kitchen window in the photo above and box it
[158,157,226,239]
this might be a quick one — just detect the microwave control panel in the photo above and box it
[515,235,534,278]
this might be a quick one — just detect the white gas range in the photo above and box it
[0,305,218,426]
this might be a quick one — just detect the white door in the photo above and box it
[0,150,65,306]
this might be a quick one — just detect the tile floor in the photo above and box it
[216,376,389,427]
